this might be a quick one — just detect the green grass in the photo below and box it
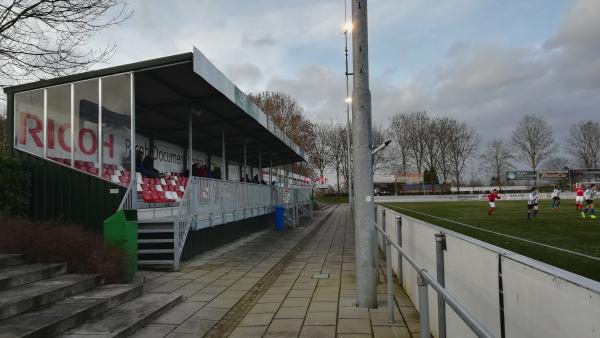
[316,195,349,204]
[382,200,600,282]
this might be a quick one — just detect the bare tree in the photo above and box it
[566,120,600,168]
[249,91,315,177]
[339,124,351,189]
[388,114,411,174]
[405,112,429,190]
[307,123,331,178]
[543,156,571,170]
[448,121,478,192]
[0,0,132,86]
[422,118,437,172]
[480,139,514,189]
[434,117,454,187]
[511,115,557,180]
[319,121,345,195]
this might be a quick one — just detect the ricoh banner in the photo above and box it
[16,110,207,174]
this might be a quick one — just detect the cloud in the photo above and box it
[264,0,599,158]
[224,62,264,91]
[242,34,277,47]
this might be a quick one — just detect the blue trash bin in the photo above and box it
[275,205,285,230]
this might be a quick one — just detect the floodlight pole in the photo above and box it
[352,0,377,308]
[344,0,353,210]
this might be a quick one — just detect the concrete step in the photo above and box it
[0,284,143,338]
[138,239,173,244]
[0,254,27,269]
[0,263,67,291]
[138,249,174,254]
[0,274,97,320]
[137,260,174,266]
[137,228,174,234]
[58,293,182,338]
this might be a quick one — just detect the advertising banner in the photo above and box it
[538,170,569,180]
[506,171,536,180]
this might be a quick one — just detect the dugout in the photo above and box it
[3,47,309,268]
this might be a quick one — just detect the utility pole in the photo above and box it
[352,0,377,308]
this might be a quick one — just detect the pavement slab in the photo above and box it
[131,204,420,337]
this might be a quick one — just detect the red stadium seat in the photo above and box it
[119,176,130,184]
[142,191,153,203]
[151,191,166,203]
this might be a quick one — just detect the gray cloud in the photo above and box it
[242,34,277,47]
[264,0,600,157]
[224,62,264,91]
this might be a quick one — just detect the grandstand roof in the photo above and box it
[4,47,305,166]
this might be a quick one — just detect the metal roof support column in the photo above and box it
[243,141,247,181]
[43,89,47,157]
[70,84,74,167]
[99,78,103,174]
[188,111,193,174]
[130,73,137,209]
[259,151,262,182]
[221,129,226,180]
[269,154,272,184]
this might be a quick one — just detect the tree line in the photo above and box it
[308,112,600,192]
[250,90,600,191]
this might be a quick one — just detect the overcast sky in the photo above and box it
[90,0,599,167]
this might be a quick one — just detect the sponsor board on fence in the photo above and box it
[506,170,536,180]
[538,170,569,179]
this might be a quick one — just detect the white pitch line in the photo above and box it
[385,204,600,262]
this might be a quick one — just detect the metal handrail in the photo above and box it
[117,180,135,211]
[173,177,312,269]
[374,224,496,338]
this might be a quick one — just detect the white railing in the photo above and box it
[375,192,576,203]
[117,181,136,211]
[173,177,311,269]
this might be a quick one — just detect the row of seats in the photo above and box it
[49,157,132,186]
[136,172,188,204]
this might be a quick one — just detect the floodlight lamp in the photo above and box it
[342,22,353,33]
[345,97,352,103]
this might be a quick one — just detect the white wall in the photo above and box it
[376,205,600,338]
[502,256,600,338]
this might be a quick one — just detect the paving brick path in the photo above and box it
[132,204,420,338]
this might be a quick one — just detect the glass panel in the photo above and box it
[101,74,131,186]
[46,84,72,166]
[73,79,100,175]
[14,89,44,156]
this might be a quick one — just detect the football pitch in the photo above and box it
[381,200,600,282]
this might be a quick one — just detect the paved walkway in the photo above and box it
[132,204,420,338]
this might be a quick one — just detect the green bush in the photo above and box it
[0,152,30,216]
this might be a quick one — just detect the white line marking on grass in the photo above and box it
[385,204,600,262]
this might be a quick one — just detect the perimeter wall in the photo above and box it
[376,205,600,338]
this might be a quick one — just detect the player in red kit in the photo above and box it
[575,183,585,211]
[487,189,501,215]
